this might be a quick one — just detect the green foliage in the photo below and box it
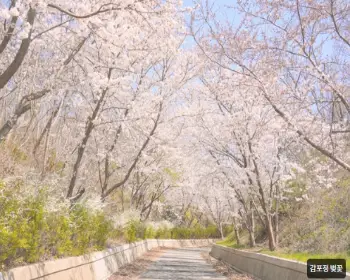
[0,182,46,266]
[69,205,113,254]
[124,220,137,243]
[45,214,73,257]
[124,219,144,243]
[223,225,234,237]
[0,179,227,270]
[216,227,256,249]
[279,181,350,255]
[110,161,119,171]
[216,231,236,247]
[164,167,180,182]
[155,225,172,239]
[205,225,220,237]
[259,250,350,272]
[0,181,113,269]
[171,227,190,239]
[170,224,220,239]
[121,222,221,243]
[144,226,156,239]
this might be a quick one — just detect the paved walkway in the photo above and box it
[140,247,227,280]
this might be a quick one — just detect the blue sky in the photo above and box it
[182,0,239,22]
[181,0,335,57]
[180,0,241,49]
[182,0,236,11]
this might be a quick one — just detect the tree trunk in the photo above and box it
[219,222,224,240]
[248,200,256,247]
[252,154,276,251]
[252,198,267,230]
[0,0,18,55]
[266,214,276,251]
[233,217,241,246]
[67,69,112,199]
[33,102,61,156]
[259,186,276,251]
[274,185,280,247]
[0,34,84,143]
[121,186,125,212]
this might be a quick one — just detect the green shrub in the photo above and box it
[168,225,219,239]
[0,181,113,269]
[91,212,113,249]
[109,226,124,240]
[44,214,73,257]
[171,227,190,239]
[69,205,113,254]
[223,225,234,237]
[144,225,156,239]
[156,225,172,239]
[204,225,219,237]
[0,180,223,270]
[124,220,140,243]
[0,183,47,266]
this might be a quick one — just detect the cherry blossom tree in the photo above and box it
[190,0,350,175]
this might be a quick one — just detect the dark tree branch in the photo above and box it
[47,3,134,19]
[0,10,19,54]
[67,68,113,199]
[101,101,163,200]
[329,0,350,49]
[0,89,50,141]
[0,8,36,89]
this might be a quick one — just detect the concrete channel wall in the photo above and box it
[210,244,350,280]
[0,239,215,280]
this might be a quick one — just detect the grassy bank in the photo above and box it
[216,237,350,272]
[258,250,350,272]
